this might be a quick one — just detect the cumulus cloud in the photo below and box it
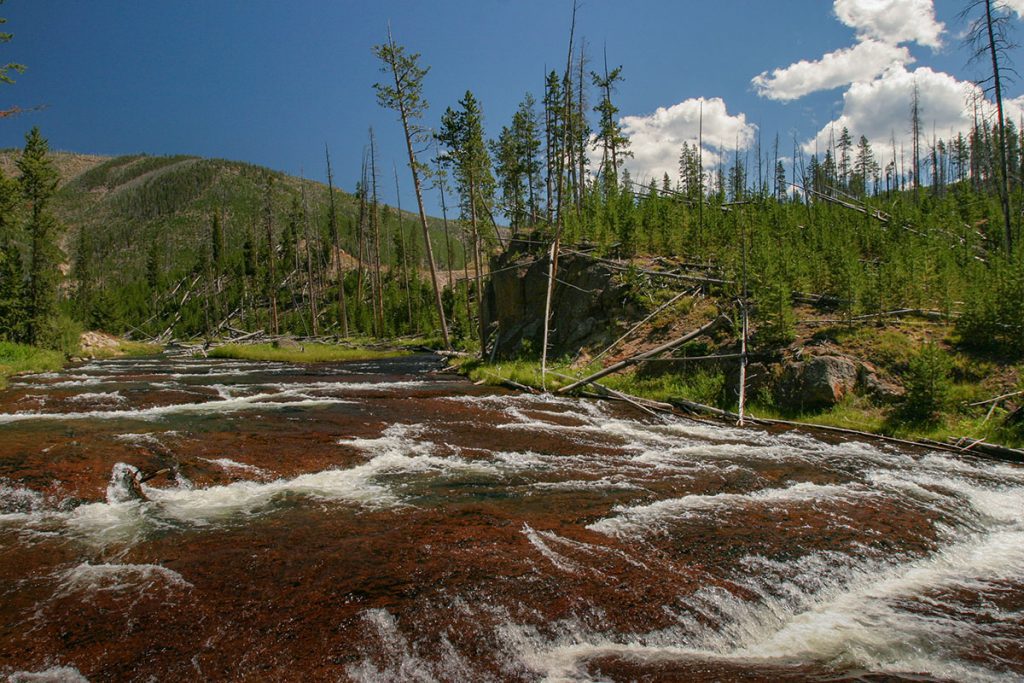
[618,97,756,183]
[803,64,1023,170]
[752,39,912,101]
[1000,0,1024,18]
[752,0,946,102]
[834,0,945,48]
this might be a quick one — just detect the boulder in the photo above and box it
[858,363,904,404]
[273,337,303,350]
[776,355,859,411]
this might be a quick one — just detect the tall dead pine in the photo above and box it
[373,26,451,348]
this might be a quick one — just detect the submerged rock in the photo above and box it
[106,462,147,504]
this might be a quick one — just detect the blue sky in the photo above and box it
[1,1,1022,209]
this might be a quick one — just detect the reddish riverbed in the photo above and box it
[1,354,1022,681]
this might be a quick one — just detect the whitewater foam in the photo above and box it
[589,481,869,537]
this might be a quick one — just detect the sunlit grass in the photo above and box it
[0,341,65,389]
[208,343,411,363]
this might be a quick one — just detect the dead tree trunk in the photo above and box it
[326,145,349,336]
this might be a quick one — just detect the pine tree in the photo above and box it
[17,127,63,348]
[543,70,563,226]
[963,0,1016,252]
[591,51,630,190]
[437,90,496,346]
[0,166,23,341]
[373,26,450,348]
[853,135,879,197]
[836,127,853,191]
[325,145,349,336]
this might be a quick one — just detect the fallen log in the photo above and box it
[558,315,731,394]
[940,437,1024,464]
[968,390,1024,407]
[592,288,695,362]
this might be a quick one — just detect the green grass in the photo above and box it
[746,393,1022,449]
[207,343,411,363]
[0,341,65,389]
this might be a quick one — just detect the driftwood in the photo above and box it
[670,397,763,424]
[638,352,757,364]
[921,438,1024,464]
[156,274,203,342]
[736,299,749,426]
[561,249,734,287]
[540,241,558,390]
[558,315,730,394]
[669,398,974,455]
[791,182,890,223]
[968,390,1024,407]
[548,370,672,419]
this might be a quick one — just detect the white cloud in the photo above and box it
[618,97,756,182]
[752,39,913,101]
[834,0,945,48]
[803,64,1023,171]
[1000,0,1024,18]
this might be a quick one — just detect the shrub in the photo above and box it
[897,343,952,424]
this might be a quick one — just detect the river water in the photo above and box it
[0,354,1022,682]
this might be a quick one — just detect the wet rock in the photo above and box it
[106,463,147,503]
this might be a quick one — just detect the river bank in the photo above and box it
[458,351,1024,454]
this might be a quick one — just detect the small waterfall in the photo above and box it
[105,463,146,504]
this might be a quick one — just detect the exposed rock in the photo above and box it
[79,330,122,353]
[858,363,904,404]
[776,355,859,411]
[482,243,634,359]
[273,338,303,350]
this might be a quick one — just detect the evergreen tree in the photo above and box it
[17,127,63,348]
[836,127,853,190]
[853,135,879,197]
[373,27,450,348]
[591,55,630,190]
[543,70,563,225]
[0,166,23,341]
[963,0,1016,252]
[437,90,496,345]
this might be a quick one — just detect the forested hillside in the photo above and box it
[0,148,471,341]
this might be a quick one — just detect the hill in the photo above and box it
[0,149,463,276]
[0,149,470,339]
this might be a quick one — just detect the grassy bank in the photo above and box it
[207,342,411,363]
[459,357,1023,450]
[0,342,65,389]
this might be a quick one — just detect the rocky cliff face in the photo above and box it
[482,243,636,359]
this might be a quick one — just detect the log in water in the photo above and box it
[0,354,1022,681]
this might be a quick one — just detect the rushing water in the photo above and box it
[1,354,1022,682]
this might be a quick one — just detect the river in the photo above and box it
[0,354,1022,682]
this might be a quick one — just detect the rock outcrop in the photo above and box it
[482,242,636,359]
[774,355,903,410]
